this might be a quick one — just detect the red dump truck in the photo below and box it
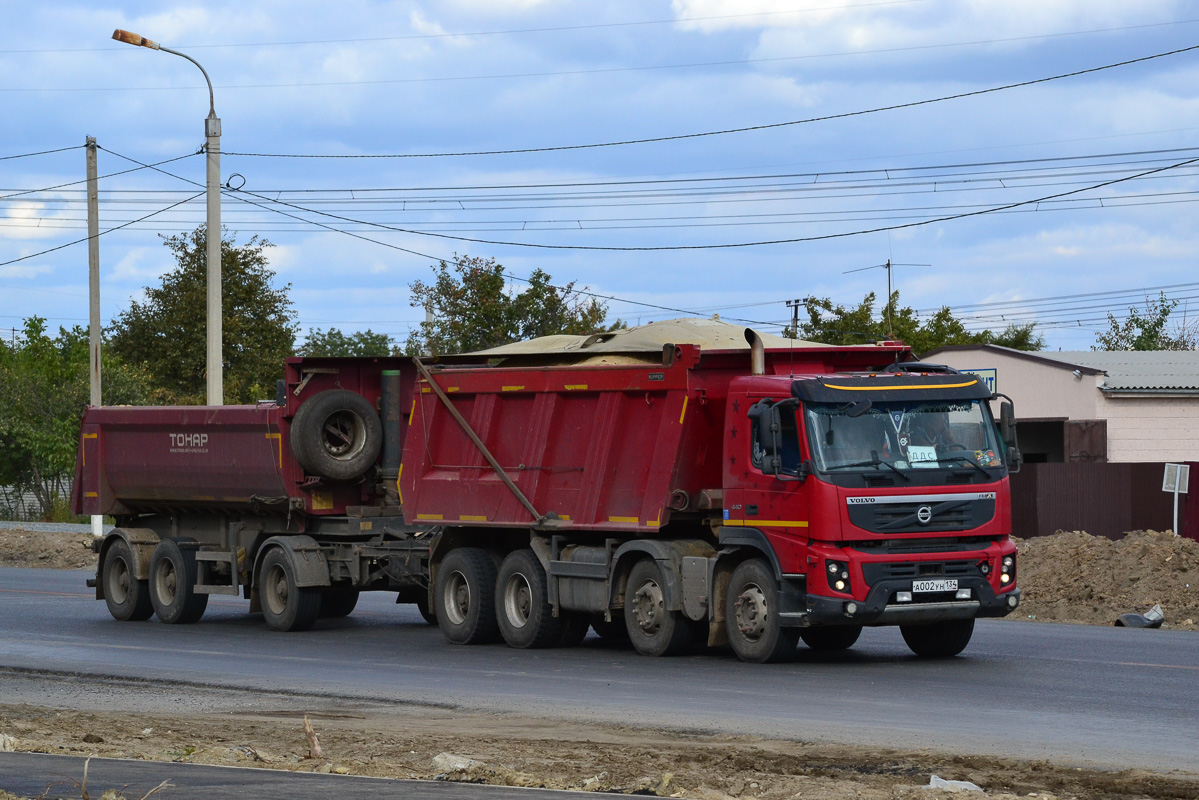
[72,321,1021,662]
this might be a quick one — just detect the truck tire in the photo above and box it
[901,618,975,658]
[496,549,563,649]
[319,589,360,618]
[624,559,691,657]
[101,539,153,622]
[290,390,383,481]
[258,547,322,632]
[726,558,799,663]
[417,597,438,625]
[800,626,862,651]
[149,539,209,624]
[436,548,501,645]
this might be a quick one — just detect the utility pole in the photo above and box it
[85,136,103,539]
[843,259,930,340]
[785,298,804,338]
[113,29,222,404]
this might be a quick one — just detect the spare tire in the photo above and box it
[290,389,383,480]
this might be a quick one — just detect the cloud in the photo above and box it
[0,264,53,279]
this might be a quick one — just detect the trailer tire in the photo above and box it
[319,589,360,618]
[149,539,209,624]
[436,547,501,645]
[290,390,383,481]
[901,618,974,658]
[496,549,562,649]
[102,539,153,622]
[624,559,691,657]
[800,625,862,651]
[726,558,799,663]
[259,547,322,632]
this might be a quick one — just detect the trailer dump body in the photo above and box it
[71,319,1020,661]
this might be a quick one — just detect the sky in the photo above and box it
[3,0,1199,354]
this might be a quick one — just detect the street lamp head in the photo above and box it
[112,29,161,50]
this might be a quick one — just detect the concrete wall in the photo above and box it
[1099,395,1199,463]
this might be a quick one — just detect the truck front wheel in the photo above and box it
[726,559,799,663]
[258,548,322,632]
[496,549,562,648]
[101,539,153,622]
[435,548,501,645]
[149,539,208,624]
[624,559,691,657]
[901,618,975,658]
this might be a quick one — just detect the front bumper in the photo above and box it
[788,576,1019,627]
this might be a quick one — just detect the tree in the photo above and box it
[298,328,398,357]
[791,291,1044,356]
[108,226,297,404]
[0,317,152,520]
[1093,292,1197,351]
[405,255,622,356]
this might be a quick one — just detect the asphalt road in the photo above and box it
[0,753,624,800]
[1,566,1197,773]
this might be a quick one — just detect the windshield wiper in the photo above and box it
[824,451,911,482]
[938,454,992,477]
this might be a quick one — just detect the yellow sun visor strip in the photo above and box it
[820,380,980,392]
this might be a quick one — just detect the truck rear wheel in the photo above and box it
[436,547,501,645]
[290,390,383,481]
[101,539,153,622]
[800,626,862,651]
[149,539,208,624]
[259,547,322,632]
[320,589,360,618]
[726,558,799,663]
[624,559,691,657]
[496,549,563,648]
[901,618,975,658]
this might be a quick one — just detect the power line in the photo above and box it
[221,44,1199,159]
[0,192,205,269]
[0,145,82,161]
[0,151,200,202]
[3,1,932,53]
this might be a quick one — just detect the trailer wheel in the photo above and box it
[496,549,563,649]
[149,539,209,625]
[624,559,691,657]
[290,390,383,481]
[101,539,153,622]
[319,589,360,618]
[901,619,974,658]
[800,626,862,651]
[726,559,799,663]
[258,547,322,632]
[435,548,501,645]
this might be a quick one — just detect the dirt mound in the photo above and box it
[1011,529,1199,630]
[0,528,95,570]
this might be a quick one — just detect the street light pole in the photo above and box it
[112,29,223,405]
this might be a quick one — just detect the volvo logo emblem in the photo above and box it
[916,505,933,524]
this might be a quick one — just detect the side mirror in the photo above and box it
[748,400,782,475]
[997,398,1022,473]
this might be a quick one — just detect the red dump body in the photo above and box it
[399,343,906,533]
[72,356,419,519]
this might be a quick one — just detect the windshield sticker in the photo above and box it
[908,445,938,467]
[976,449,1001,467]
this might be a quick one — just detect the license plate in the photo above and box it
[912,579,958,593]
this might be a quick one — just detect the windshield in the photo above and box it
[803,399,1004,473]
